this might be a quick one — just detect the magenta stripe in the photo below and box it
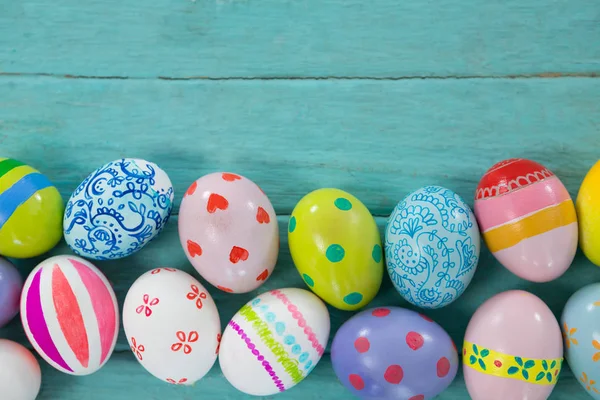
[26,268,73,372]
[228,320,285,392]
[270,290,325,356]
[474,176,571,232]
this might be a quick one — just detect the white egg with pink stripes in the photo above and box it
[20,255,119,376]
[219,288,330,396]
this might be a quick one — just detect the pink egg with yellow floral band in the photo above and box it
[178,172,279,294]
[20,255,119,376]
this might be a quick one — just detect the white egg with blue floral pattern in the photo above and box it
[384,185,480,309]
[63,158,174,260]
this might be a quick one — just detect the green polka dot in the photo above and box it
[334,197,353,211]
[289,216,296,233]
[326,244,345,262]
[372,244,382,263]
[303,274,315,287]
[343,292,363,305]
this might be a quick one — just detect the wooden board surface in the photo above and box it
[2,0,600,398]
[1,0,599,78]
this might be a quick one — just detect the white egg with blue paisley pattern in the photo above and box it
[63,158,174,260]
[385,185,480,309]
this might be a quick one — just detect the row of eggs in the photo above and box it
[3,253,600,400]
[1,157,600,315]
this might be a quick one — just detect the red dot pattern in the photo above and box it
[419,313,433,322]
[354,337,370,353]
[349,374,365,390]
[409,396,425,400]
[384,365,404,384]
[437,357,451,378]
[372,308,391,317]
[405,331,424,350]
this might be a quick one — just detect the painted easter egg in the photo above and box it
[474,158,577,282]
[463,290,563,400]
[0,157,64,258]
[20,255,119,375]
[331,307,459,400]
[219,288,330,396]
[122,267,221,385]
[561,282,600,399]
[576,160,600,267]
[63,158,174,260]
[0,257,23,328]
[0,339,41,400]
[178,172,278,294]
[385,185,480,309]
[288,188,383,311]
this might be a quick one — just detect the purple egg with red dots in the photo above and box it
[331,306,458,400]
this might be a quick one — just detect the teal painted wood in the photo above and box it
[0,0,599,78]
[0,76,598,217]
[1,215,599,399]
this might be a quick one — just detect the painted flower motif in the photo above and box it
[563,323,579,348]
[469,344,490,370]
[535,359,559,383]
[136,294,159,317]
[216,333,222,354]
[592,340,600,362]
[171,331,199,355]
[151,267,177,274]
[186,284,207,309]
[166,378,188,385]
[131,337,145,360]
[581,372,600,394]
[507,357,535,380]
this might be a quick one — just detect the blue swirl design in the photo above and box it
[63,159,174,260]
[385,186,480,309]
[251,298,314,371]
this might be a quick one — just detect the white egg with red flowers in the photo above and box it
[122,267,221,385]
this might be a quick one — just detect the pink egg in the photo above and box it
[178,172,279,294]
[20,255,119,376]
[463,290,563,400]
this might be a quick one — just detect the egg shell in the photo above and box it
[63,158,174,260]
[0,257,23,328]
[331,307,458,400]
[385,185,480,309]
[122,268,221,385]
[463,290,563,400]
[178,172,279,294]
[219,288,330,396]
[288,188,383,311]
[0,157,64,258]
[576,160,600,267]
[0,339,41,400]
[20,255,119,376]
[474,158,578,282]
[561,282,600,399]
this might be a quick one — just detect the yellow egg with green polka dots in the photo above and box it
[288,188,384,311]
[0,158,64,258]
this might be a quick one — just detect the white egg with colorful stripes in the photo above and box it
[20,255,119,376]
[219,288,331,396]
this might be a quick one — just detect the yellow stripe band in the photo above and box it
[463,340,562,385]
[239,304,304,384]
[483,200,577,252]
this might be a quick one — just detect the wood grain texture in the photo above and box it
[2,215,599,399]
[1,0,599,78]
[0,76,598,217]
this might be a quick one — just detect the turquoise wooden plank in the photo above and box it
[0,76,598,216]
[1,214,599,399]
[0,0,598,78]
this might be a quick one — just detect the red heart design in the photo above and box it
[229,246,249,263]
[256,207,270,224]
[186,181,198,197]
[256,269,269,281]
[187,240,202,257]
[222,173,241,182]
[207,193,229,213]
[217,286,234,293]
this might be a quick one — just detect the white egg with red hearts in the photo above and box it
[122,268,221,385]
